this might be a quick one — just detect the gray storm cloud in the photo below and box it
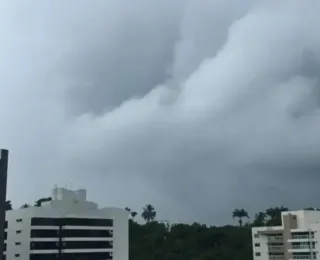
[1,0,320,224]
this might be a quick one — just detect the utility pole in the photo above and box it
[0,149,8,260]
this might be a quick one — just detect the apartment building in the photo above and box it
[252,210,320,260]
[0,149,9,260]
[3,187,128,260]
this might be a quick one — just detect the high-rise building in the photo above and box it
[3,187,128,260]
[252,210,320,260]
[0,149,8,260]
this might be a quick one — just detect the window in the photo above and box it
[268,252,284,256]
[31,217,113,227]
[31,218,60,226]
[15,242,21,246]
[16,230,22,234]
[4,231,7,240]
[254,234,259,238]
[255,252,261,257]
[255,243,260,247]
[61,229,113,238]
[31,229,59,238]
[30,252,112,260]
[4,221,7,229]
[62,241,113,249]
[62,218,113,227]
[14,254,20,257]
[16,219,22,223]
[30,242,58,250]
[29,254,58,260]
[30,241,113,250]
[30,229,113,238]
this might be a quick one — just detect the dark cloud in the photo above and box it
[1,0,320,225]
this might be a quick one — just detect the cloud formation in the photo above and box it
[1,0,320,224]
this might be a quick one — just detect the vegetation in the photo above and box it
[34,197,52,207]
[4,200,12,211]
[5,199,296,260]
[232,208,249,227]
[20,203,31,209]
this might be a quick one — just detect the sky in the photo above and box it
[1,0,320,225]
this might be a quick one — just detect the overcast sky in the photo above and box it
[1,0,320,225]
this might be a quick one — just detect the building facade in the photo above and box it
[252,210,320,260]
[3,187,128,260]
[0,149,8,260]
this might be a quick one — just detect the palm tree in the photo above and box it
[5,200,12,211]
[131,211,137,221]
[141,204,156,223]
[125,207,131,213]
[20,203,31,209]
[232,209,249,227]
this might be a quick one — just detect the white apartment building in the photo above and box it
[3,187,128,260]
[252,210,320,260]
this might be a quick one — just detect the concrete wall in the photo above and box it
[100,207,129,260]
[252,229,270,260]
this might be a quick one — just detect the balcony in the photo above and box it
[290,256,316,260]
[268,245,284,252]
[268,236,284,242]
[270,257,284,260]
[291,245,315,250]
[291,235,315,240]
[288,235,315,244]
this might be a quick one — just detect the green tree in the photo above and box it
[5,200,12,211]
[131,211,138,221]
[142,204,156,223]
[34,197,52,207]
[252,212,266,227]
[125,207,131,213]
[232,209,249,227]
[20,203,31,209]
[266,206,288,226]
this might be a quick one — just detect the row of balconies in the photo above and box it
[289,256,317,260]
[291,245,316,250]
[270,257,284,260]
[268,245,316,251]
[268,235,315,242]
[269,255,316,260]
[292,235,315,240]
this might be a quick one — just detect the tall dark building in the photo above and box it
[0,149,8,260]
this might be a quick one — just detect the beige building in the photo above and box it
[252,210,320,260]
